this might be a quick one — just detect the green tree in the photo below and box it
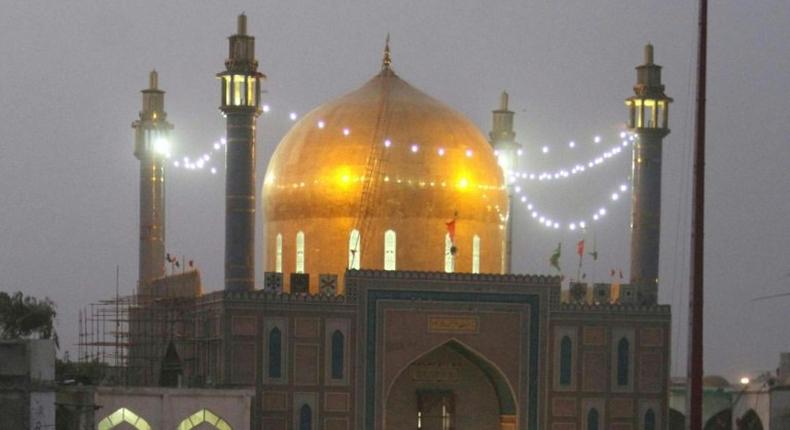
[0,291,58,346]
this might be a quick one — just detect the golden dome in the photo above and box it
[263,66,508,293]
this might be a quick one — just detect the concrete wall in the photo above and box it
[93,386,253,429]
[769,388,790,430]
[0,340,56,430]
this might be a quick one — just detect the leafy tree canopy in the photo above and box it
[0,291,58,346]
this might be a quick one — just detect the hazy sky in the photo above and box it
[1,1,788,381]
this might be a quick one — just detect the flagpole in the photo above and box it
[687,0,707,428]
[576,239,584,282]
[592,231,597,282]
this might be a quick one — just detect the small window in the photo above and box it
[559,336,572,386]
[472,235,481,273]
[246,76,256,107]
[223,76,232,106]
[296,231,305,273]
[299,405,312,430]
[384,230,396,270]
[644,409,656,430]
[444,233,454,273]
[587,408,600,430]
[331,330,344,379]
[348,229,361,270]
[268,327,282,378]
[275,234,283,273]
[233,75,244,106]
[617,337,630,386]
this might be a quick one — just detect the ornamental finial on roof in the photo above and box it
[382,33,392,71]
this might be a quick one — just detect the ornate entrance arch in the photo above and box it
[97,407,151,430]
[176,409,233,430]
[385,340,517,430]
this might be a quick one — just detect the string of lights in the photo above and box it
[518,181,630,231]
[170,136,226,175]
[505,132,636,184]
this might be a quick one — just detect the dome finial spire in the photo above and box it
[382,33,392,71]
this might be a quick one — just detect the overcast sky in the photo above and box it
[1,1,788,381]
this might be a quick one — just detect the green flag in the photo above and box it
[549,242,562,272]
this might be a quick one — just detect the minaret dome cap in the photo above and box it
[149,69,158,89]
[237,13,247,35]
[645,43,654,65]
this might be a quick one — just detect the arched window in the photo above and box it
[444,233,454,273]
[617,337,630,386]
[559,336,572,386]
[384,230,397,270]
[644,409,656,430]
[275,233,283,273]
[176,409,232,430]
[295,231,305,273]
[472,235,481,273]
[348,229,361,269]
[331,330,345,379]
[97,407,151,430]
[587,408,599,430]
[268,327,282,378]
[299,404,312,430]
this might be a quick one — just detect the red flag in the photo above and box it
[610,269,616,277]
[446,218,456,242]
[576,239,585,257]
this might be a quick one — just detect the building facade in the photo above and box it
[116,15,675,430]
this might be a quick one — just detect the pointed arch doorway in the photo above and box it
[384,340,517,430]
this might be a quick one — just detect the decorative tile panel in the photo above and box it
[295,318,320,338]
[552,397,577,417]
[583,326,606,346]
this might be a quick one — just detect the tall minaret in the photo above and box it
[489,91,520,273]
[625,44,672,302]
[132,70,172,296]
[218,14,264,292]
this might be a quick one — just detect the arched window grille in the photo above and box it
[348,229,361,270]
[295,231,305,273]
[644,409,656,430]
[587,408,599,430]
[299,405,312,430]
[617,337,630,386]
[331,330,345,379]
[559,336,573,386]
[176,409,232,430]
[275,233,283,273]
[384,230,396,270]
[472,235,481,273]
[444,233,454,273]
[97,408,151,430]
[268,327,282,378]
